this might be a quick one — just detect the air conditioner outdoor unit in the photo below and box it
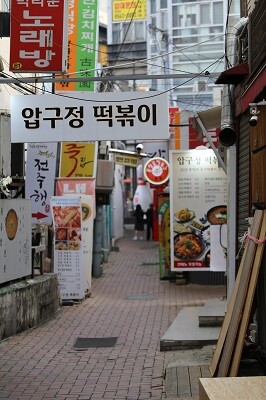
[96,159,115,193]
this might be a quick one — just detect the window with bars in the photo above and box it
[200,4,211,24]
[112,21,146,44]
[172,1,223,28]
[150,0,156,14]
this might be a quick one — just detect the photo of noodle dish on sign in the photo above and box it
[174,232,205,260]
[173,207,211,264]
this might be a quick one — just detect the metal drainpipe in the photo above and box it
[92,204,103,277]
[107,204,111,252]
[102,205,108,263]
[110,193,115,245]
[219,17,248,147]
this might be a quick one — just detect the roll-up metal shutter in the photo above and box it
[237,112,250,258]
[187,270,226,285]
[188,114,250,286]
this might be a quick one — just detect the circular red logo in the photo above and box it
[144,157,170,185]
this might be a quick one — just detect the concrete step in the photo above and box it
[198,299,227,327]
[160,306,221,351]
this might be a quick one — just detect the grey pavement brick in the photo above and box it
[0,226,225,399]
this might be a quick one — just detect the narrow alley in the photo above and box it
[0,226,225,400]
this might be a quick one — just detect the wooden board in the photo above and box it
[199,376,266,400]
[209,210,263,377]
[229,211,266,376]
[209,232,248,375]
[217,210,264,377]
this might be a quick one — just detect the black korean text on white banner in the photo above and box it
[11,92,169,143]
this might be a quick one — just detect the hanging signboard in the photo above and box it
[0,200,31,284]
[50,196,85,300]
[56,178,95,197]
[11,91,169,143]
[169,107,181,150]
[55,0,98,92]
[9,0,68,73]
[144,157,170,185]
[25,143,57,225]
[170,149,227,272]
[142,139,169,161]
[115,153,139,167]
[59,142,97,178]
[112,0,146,21]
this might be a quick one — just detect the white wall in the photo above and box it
[0,38,16,112]
[112,163,125,239]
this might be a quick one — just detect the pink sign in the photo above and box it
[56,178,95,196]
[55,178,96,217]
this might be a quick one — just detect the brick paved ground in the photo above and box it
[0,225,225,400]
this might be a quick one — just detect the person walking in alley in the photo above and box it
[146,203,153,241]
[133,204,144,240]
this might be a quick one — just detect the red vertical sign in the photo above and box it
[10,0,68,73]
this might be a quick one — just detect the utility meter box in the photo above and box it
[96,159,115,193]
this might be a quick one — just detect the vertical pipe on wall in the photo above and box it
[102,205,108,263]
[226,146,237,299]
[110,193,115,247]
[92,205,103,277]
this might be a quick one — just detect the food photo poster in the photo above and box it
[170,150,227,271]
[50,196,85,300]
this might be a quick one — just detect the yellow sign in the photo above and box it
[115,154,139,167]
[60,142,96,178]
[112,0,146,21]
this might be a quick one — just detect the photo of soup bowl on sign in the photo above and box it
[207,205,227,225]
[174,232,205,260]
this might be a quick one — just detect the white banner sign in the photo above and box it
[60,194,94,295]
[25,143,57,225]
[170,149,227,272]
[50,196,85,300]
[11,91,169,143]
[78,195,94,293]
[0,200,31,284]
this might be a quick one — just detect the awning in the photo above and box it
[215,62,249,85]
[192,106,226,173]
[192,106,221,141]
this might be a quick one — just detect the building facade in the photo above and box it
[107,0,240,111]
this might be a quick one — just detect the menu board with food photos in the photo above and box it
[50,196,84,300]
[0,200,31,284]
[170,149,227,271]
